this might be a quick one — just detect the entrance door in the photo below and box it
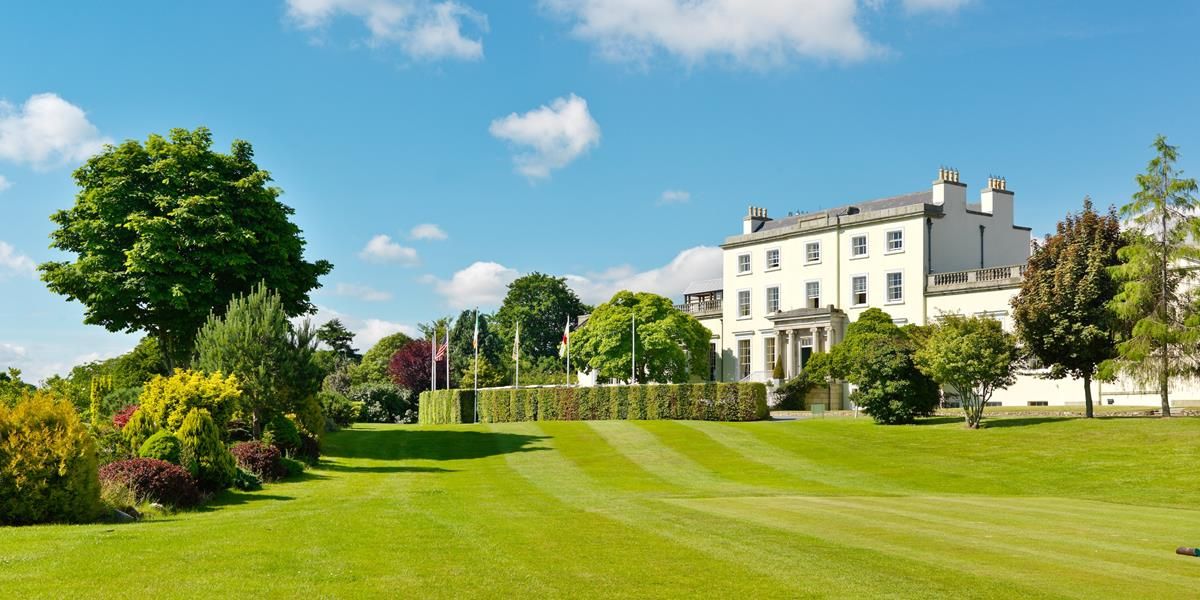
[799,346,813,370]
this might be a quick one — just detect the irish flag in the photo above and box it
[559,318,570,358]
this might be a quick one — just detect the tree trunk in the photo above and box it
[1160,367,1171,418]
[1083,373,1094,418]
[1159,201,1172,418]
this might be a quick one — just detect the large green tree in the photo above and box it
[194,284,323,436]
[1012,199,1122,418]
[39,127,332,369]
[316,319,360,362]
[915,314,1018,429]
[830,308,938,424]
[571,291,709,384]
[1108,136,1200,417]
[448,310,503,387]
[494,273,590,361]
[351,332,413,385]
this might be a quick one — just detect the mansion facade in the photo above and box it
[678,169,1190,408]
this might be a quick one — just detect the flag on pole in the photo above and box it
[512,322,520,361]
[434,341,447,361]
[559,318,570,358]
[472,312,479,351]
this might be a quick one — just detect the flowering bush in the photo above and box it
[112,404,138,430]
[98,458,200,508]
[230,441,285,482]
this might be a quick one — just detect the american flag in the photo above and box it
[434,342,448,361]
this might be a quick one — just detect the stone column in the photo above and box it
[821,326,832,353]
[783,330,794,378]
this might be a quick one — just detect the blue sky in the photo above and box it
[1,0,1198,380]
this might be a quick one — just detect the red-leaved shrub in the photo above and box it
[230,441,285,482]
[98,458,201,508]
[112,404,139,430]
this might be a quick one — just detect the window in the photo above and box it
[805,280,821,308]
[737,253,751,274]
[765,248,780,269]
[709,343,718,381]
[766,286,780,313]
[764,338,776,372]
[737,290,751,318]
[805,241,821,263]
[886,271,903,303]
[738,339,752,379]
[850,234,867,257]
[886,229,904,253]
[851,275,868,306]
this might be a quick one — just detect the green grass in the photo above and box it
[3,417,1200,598]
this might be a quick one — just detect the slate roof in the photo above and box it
[757,190,933,233]
[683,278,723,296]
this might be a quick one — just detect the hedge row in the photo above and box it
[453,383,766,424]
[418,389,477,425]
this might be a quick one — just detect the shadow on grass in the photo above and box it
[322,428,549,462]
[913,416,963,426]
[982,416,1077,428]
[319,464,456,475]
[196,491,295,511]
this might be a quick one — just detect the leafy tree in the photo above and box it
[1012,199,1122,418]
[1107,136,1200,417]
[915,314,1019,429]
[388,339,448,394]
[571,291,709,384]
[0,369,35,407]
[456,355,506,389]
[38,127,332,369]
[47,337,167,414]
[448,310,502,386]
[494,273,590,361]
[351,332,412,385]
[316,319,360,361]
[830,308,938,424]
[193,284,323,436]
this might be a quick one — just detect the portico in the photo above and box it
[767,306,849,379]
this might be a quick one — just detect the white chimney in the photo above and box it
[743,206,771,234]
[931,167,966,208]
[980,175,1013,224]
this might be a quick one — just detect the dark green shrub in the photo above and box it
[280,456,306,478]
[0,392,103,524]
[233,468,262,491]
[319,390,358,428]
[138,430,182,464]
[262,413,301,454]
[177,408,236,492]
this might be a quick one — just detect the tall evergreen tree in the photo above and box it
[316,319,360,361]
[1012,199,1122,418]
[1108,136,1200,417]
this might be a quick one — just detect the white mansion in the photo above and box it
[678,169,1185,408]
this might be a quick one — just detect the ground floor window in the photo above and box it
[764,337,776,372]
[738,339,751,379]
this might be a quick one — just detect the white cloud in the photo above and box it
[306,305,418,349]
[0,93,110,170]
[489,94,601,179]
[902,0,970,13]
[410,223,448,240]
[285,0,487,60]
[423,247,721,309]
[540,0,879,67]
[0,339,135,384]
[564,246,722,304]
[334,282,394,301]
[422,261,519,309]
[359,234,420,265]
[0,241,35,279]
[658,189,690,204]
[0,175,10,192]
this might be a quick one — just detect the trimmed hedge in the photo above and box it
[457,382,768,424]
[418,389,477,425]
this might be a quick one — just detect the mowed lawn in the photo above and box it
[3,417,1200,598]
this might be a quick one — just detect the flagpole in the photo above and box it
[473,308,479,424]
[631,313,636,384]
[566,316,571,386]
[430,330,436,392]
[514,322,520,390]
[445,321,451,390]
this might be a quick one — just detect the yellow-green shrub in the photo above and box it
[0,392,102,524]
[177,408,236,491]
[139,370,241,433]
[292,394,325,438]
[122,407,159,453]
